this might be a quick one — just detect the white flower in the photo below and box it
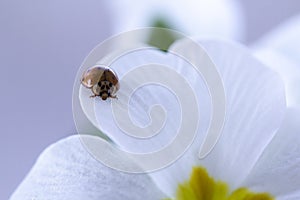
[11,39,300,200]
[105,0,245,41]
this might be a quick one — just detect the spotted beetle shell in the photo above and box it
[81,66,120,100]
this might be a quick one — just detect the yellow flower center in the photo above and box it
[165,167,274,200]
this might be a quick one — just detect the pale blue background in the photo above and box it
[0,0,299,199]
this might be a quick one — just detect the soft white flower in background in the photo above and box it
[105,0,245,41]
[11,36,300,199]
[251,14,300,109]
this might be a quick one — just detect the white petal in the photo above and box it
[251,15,300,109]
[277,191,300,200]
[94,48,211,173]
[253,49,300,109]
[106,0,245,41]
[10,135,166,200]
[241,108,300,197]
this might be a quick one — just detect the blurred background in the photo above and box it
[1,0,300,198]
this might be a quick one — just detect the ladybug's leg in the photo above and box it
[108,92,117,99]
[109,94,118,99]
[89,94,98,98]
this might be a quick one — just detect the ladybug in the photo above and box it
[81,65,120,100]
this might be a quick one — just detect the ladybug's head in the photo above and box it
[98,81,113,100]
[101,92,109,100]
